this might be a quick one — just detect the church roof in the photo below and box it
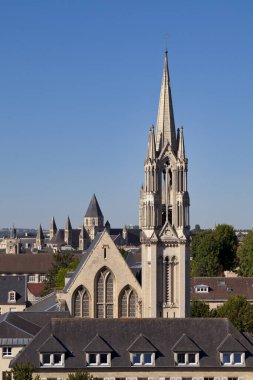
[85,194,103,218]
[63,231,103,292]
[50,217,57,232]
[36,225,44,240]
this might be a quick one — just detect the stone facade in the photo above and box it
[140,52,190,318]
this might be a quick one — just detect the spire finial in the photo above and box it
[164,33,169,53]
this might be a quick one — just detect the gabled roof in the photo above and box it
[38,334,67,353]
[63,231,103,292]
[217,333,247,352]
[128,334,157,352]
[172,333,201,352]
[85,194,103,218]
[0,275,27,304]
[84,334,113,353]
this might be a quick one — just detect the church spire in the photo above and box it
[146,125,156,161]
[177,127,185,160]
[155,50,177,153]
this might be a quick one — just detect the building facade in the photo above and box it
[139,51,190,318]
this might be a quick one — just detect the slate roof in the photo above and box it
[127,334,157,352]
[85,194,103,218]
[217,333,247,352]
[39,334,67,353]
[84,334,113,353]
[12,318,253,370]
[0,253,54,274]
[25,293,59,312]
[0,311,68,345]
[191,277,253,302]
[172,333,201,352]
[0,275,27,305]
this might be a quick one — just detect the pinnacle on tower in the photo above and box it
[36,224,44,240]
[65,216,72,230]
[155,50,177,153]
[146,125,156,161]
[85,194,103,218]
[50,216,57,232]
[177,127,185,160]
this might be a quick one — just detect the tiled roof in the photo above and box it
[27,283,45,297]
[84,194,103,218]
[84,334,113,353]
[191,277,253,301]
[0,275,27,305]
[0,253,54,274]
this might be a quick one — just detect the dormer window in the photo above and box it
[194,285,209,293]
[220,352,245,366]
[8,291,16,303]
[175,352,199,366]
[86,353,111,366]
[40,353,65,367]
[130,352,155,366]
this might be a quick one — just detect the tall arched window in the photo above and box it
[96,268,114,318]
[119,286,137,317]
[163,256,176,305]
[73,286,90,317]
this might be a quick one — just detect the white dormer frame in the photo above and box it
[86,352,111,366]
[220,352,245,366]
[194,285,209,293]
[8,290,16,303]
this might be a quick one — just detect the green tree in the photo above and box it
[43,252,77,294]
[216,295,253,333]
[67,371,95,380]
[191,230,220,276]
[238,231,253,276]
[191,224,238,276]
[55,257,81,289]
[11,363,35,380]
[214,224,238,271]
[190,299,211,317]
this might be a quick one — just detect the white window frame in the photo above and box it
[8,290,16,303]
[86,353,111,366]
[39,274,46,282]
[174,352,199,366]
[28,274,36,283]
[40,353,65,367]
[130,352,155,366]
[195,285,209,293]
[2,347,12,357]
[220,352,245,366]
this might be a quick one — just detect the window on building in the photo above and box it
[194,285,209,293]
[130,352,155,366]
[40,353,64,367]
[8,291,16,303]
[2,347,12,357]
[39,274,46,282]
[28,275,36,283]
[86,353,111,366]
[73,286,90,318]
[9,307,17,312]
[221,352,244,366]
[96,268,114,318]
[175,352,199,366]
[120,286,137,317]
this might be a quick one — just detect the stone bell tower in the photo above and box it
[139,51,190,318]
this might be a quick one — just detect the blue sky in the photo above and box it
[0,1,252,230]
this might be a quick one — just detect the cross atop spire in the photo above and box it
[155,51,177,153]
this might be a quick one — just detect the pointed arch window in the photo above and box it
[73,286,90,317]
[163,256,176,305]
[119,286,137,317]
[96,268,114,318]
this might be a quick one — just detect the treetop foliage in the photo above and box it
[238,231,253,276]
[191,224,238,276]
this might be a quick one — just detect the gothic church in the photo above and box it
[58,51,190,319]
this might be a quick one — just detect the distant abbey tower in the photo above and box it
[139,51,190,318]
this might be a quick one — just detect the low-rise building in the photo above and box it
[191,277,253,309]
[11,318,253,380]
